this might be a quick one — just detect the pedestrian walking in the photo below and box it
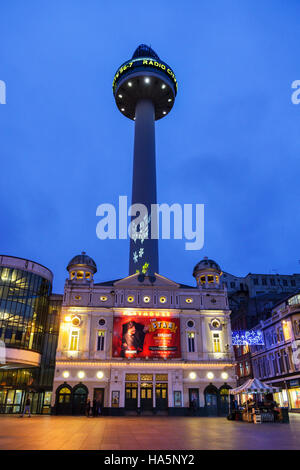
[20,396,31,418]
[96,400,101,416]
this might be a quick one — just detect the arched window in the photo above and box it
[204,384,219,416]
[72,384,88,415]
[56,384,72,403]
[55,383,72,415]
[219,384,232,416]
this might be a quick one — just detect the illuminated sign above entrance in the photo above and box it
[122,311,171,317]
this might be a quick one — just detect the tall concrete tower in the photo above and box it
[113,44,177,276]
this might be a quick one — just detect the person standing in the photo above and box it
[92,399,97,417]
[96,400,101,416]
[85,398,91,417]
[20,396,31,418]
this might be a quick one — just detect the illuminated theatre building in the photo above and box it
[53,255,235,415]
[52,45,235,415]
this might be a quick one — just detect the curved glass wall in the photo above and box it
[0,267,51,353]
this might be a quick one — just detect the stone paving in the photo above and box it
[0,414,299,450]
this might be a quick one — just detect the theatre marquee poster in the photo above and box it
[112,316,181,359]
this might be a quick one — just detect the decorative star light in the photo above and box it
[138,248,144,258]
[133,251,138,263]
[131,222,138,243]
[130,214,151,244]
[142,262,149,274]
[232,330,264,346]
[139,215,150,244]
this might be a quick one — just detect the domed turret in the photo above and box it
[67,251,97,282]
[193,257,222,288]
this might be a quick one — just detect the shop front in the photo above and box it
[0,387,52,414]
[267,378,300,412]
[288,379,300,411]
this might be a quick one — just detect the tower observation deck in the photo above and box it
[113,44,177,276]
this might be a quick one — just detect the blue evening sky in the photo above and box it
[1,0,300,292]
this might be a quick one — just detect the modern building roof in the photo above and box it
[132,44,159,60]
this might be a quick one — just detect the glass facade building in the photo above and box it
[0,256,61,414]
[0,266,51,352]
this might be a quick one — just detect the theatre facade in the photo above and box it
[52,254,235,416]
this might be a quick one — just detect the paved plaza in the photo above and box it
[0,414,300,450]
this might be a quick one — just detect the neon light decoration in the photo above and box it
[232,330,264,346]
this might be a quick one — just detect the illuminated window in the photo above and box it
[213,333,220,353]
[140,374,153,381]
[159,296,167,303]
[74,295,81,301]
[155,374,168,381]
[77,271,84,279]
[200,276,206,284]
[97,330,105,351]
[125,374,138,381]
[207,275,214,283]
[71,316,80,327]
[289,389,300,409]
[70,330,79,351]
[215,275,219,283]
[282,321,291,341]
[71,271,76,279]
[127,296,134,303]
[100,296,108,302]
[185,298,193,304]
[143,296,150,303]
[188,332,195,353]
[58,387,71,404]
[85,272,91,280]
[211,319,220,329]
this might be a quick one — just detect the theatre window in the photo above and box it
[97,330,105,351]
[69,330,79,351]
[213,333,221,353]
[187,332,195,353]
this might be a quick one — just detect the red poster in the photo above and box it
[112,316,181,359]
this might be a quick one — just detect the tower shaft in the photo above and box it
[113,44,177,276]
[129,99,158,275]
